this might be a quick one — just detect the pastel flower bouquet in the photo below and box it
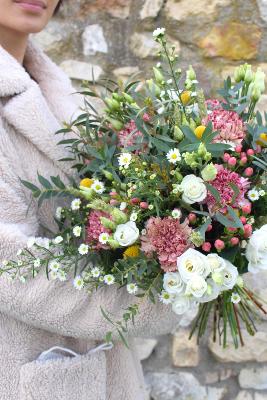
[3,28,267,348]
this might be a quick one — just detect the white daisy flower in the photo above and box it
[130,212,138,222]
[247,189,260,202]
[17,260,23,267]
[73,226,82,237]
[33,258,41,268]
[49,260,60,272]
[71,198,81,211]
[55,207,62,220]
[231,292,241,304]
[57,270,67,282]
[50,271,58,281]
[159,291,174,305]
[99,232,110,244]
[118,153,132,168]
[166,148,181,164]
[73,276,84,290]
[27,237,36,249]
[120,202,127,211]
[127,283,138,294]
[54,236,63,244]
[157,106,165,115]
[153,27,166,38]
[104,274,115,285]
[78,243,89,255]
[157,62,161,68]
[167,79,173,84]
[172,209,182,219]
[259,190,266,196]
[91,267,101,278]
[91,180,105,194]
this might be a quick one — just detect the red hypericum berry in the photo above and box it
[247,149,255,156]
[202,242,212,252]
[242,203,251,214]
[131,197,140,205]
[240,216,247,225]
[235,145,242,153]
[188,213,197,224]
[244,167,253,177]
[230,237,239,246]
[240,156,248,165]
[110,191,118,197]
[223,153,231,162]
[140,202,149,209]
[214,239,225,251]
[228,157,237,166]
[110,199,119,206]
[207,224,213,232]
[244,224,253,238]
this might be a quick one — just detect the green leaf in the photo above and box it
[51,176,66,190]
[20,179,40,194]
[37,174,53,189]
[150,137,171,152]
[116,328,129,349]
[181,125,199,143]
[100,307,115,326]
[227,206,244,230]
[216,212,235,228]
[198,217,212,239]
[206,183,221,203]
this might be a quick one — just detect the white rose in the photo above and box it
[180,175,207,204]
[114,221,140,247]
[185,275,208,298]
[221,260,239,290]
[172,296,191,315]
[246,225,267,273]
[163,272,185,295]
[207,253,226,272]
[198,279,221,303]
[177,249,210,283]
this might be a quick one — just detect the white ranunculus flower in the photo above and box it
[163,272,185,295]
[198,279,221,303]
[172,295,191,315]
[221,260,239,290]
[114,221,139,247]
[177,249,210,283]
[180,174,207,204]
[246,224,267,273]
[185,275,208,298]
[207,253,226,272]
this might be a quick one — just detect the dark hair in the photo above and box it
[54,0,63,14]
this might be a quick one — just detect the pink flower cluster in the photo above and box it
[203,100,245,145]
[141,217,192,272]
[86,210,110,249]
[118,120,143,150]
[206,165,250,212]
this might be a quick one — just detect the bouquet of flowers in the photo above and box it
[3,28,267,348]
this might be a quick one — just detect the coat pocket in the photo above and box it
[19,350,107,400]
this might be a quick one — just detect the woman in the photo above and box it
[0,1,180,399]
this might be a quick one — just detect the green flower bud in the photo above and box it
[244,65,254,84]
[236,276,244,288]
[252,86,261,102]
[105,97,121,111]
[184,79,193,90]
[107,239,120,249]
[186,65,197,81]
[254,67,266,93]
[153,67,164,84]
[112,93,123,102]
[79,187,94,200]
[201,163,217,181]
[204,152,212,161]
[212,271,224,285]
[100,217,116,231]
[197,89,207,119]
[111,208,128,224]
[102,170,114,180]
[189,118,197,131]
[174,171,183,183]
[146,79,161,97]
[198,143,207,157]
[190,231,204,247]
[88,200,112,213]
[173,126,184,141]
[108,118,124,131]
[122,92,134,104]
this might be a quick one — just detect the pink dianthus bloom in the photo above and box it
[206,165,250,212]
[141,217,192,272]
[203,100,245,145]
[86,210,110,249]
[118,120,143,151]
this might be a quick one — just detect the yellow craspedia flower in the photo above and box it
[256,133,267,146]
[80,178,94,188]
[194,125,206,139]
[181,91,191,105]
[123,245,140,259]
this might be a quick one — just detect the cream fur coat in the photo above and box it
[0,41,180,400]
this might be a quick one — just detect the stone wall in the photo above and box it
[34,1,267,399]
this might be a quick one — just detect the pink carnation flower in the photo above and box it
[118,120,143,151]
[86,210,110,249]
[141,217,192,272]
[206,165,250,212]
[203,100,245,145]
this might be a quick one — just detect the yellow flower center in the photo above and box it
[80,178,94,188]
[123,245,140,258]
[181,91,191,105]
